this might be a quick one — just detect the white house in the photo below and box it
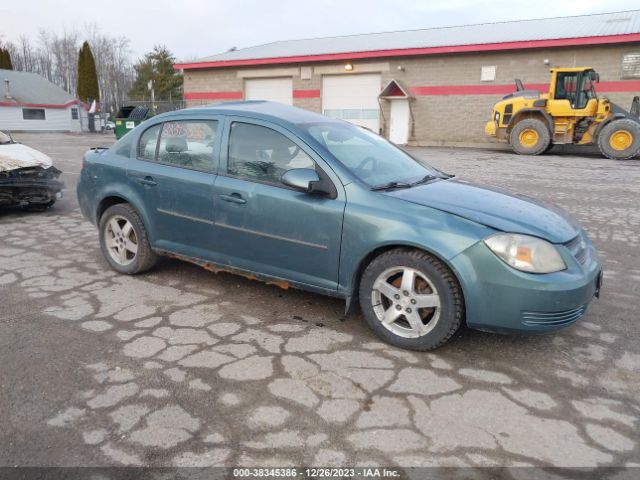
[0,69,88,132]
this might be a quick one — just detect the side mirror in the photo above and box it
[281,168,321,193]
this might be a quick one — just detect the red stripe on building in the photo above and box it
[597,80,640,92]
[174,33,640,70]
[410,80,640,96]
[183,91,243,100]
[293,89,321,99]
[411,83,547,96]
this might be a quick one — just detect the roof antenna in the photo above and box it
[227,46,237,52]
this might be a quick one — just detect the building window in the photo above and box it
[23,108,46,120]
[621,53,640,78]
[481,65,497,82]
[71,108,79,120]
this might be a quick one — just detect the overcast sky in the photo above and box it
[0,0,635,61]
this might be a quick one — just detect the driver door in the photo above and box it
[211,118,346,291]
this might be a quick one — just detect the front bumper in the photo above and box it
[485,120,497,137]
[450,232,601,333]
[0,166,64,207]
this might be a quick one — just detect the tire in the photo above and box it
[98,203,157,274]
[597,119,640,160]
[358,248,464,351]
[509,118,551,155]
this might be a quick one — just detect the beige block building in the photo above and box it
[176,11,640,146]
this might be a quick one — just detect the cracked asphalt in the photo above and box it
[1,132,639,471]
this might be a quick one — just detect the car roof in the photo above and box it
[166,101,337,127]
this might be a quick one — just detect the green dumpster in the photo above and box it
[114,106,151,139]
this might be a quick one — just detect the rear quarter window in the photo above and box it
[112,134,134,157]
[138,124,162,160]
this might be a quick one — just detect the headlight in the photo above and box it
[484,233,566,273]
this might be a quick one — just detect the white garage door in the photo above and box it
[322,74,381,132]
[244,77,293,105]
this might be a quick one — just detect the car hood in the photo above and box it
[384,178,580,243]
[0,143,53,172]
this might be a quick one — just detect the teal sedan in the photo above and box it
[77,101,602,351]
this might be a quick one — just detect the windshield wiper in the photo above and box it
[370,180,413,191]
[409,174,439,186]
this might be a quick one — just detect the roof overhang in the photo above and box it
[175,33,640,71]
[0,99,89,110]
[379,79,414,99]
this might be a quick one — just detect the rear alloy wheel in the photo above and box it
[598,119,640,160]
[99,203,157,274]
[510,118,551,155]
[359,249,464,351]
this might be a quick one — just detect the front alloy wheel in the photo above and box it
[372,267,441,338]
[359,249,464,351]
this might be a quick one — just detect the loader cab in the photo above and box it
[548,68,599,116]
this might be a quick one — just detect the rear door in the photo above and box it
[127,118,221,259]
[211,118,345,291]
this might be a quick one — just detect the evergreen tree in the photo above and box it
[0,48,13,70]
[129,45,182,101]
[76,41,99,102]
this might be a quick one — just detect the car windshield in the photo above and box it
[0,131,12,144]
[301,121,443,188]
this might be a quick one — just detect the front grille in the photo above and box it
[521,305,587,327]
[565,234,588,265]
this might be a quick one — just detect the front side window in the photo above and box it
[302,121,441,187]
[227,122,315,185]
[71,108,79,120]
[138,124,162,160]
[157,120,218,171]
[23,108,45,120]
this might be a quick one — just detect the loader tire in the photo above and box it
[510,118,551,156]
[598,119,640,160]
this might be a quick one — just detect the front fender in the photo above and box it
[338,185,495,296]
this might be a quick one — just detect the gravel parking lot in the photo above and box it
[1,132,639,471]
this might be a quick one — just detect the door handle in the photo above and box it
[219,193,246,205]
[137,176,157,187]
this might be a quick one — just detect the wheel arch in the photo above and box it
[345,242,467,317]
[593,112,636,139]
[95,191,155,244]
[96,195,128,222]
[507,109,554,136]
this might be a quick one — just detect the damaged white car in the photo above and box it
[0,131,63,210]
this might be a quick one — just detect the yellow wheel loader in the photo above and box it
[485,67,640,160]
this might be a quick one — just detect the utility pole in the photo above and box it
[148,79,155,114]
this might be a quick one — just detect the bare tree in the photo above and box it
[1,25,135,114]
